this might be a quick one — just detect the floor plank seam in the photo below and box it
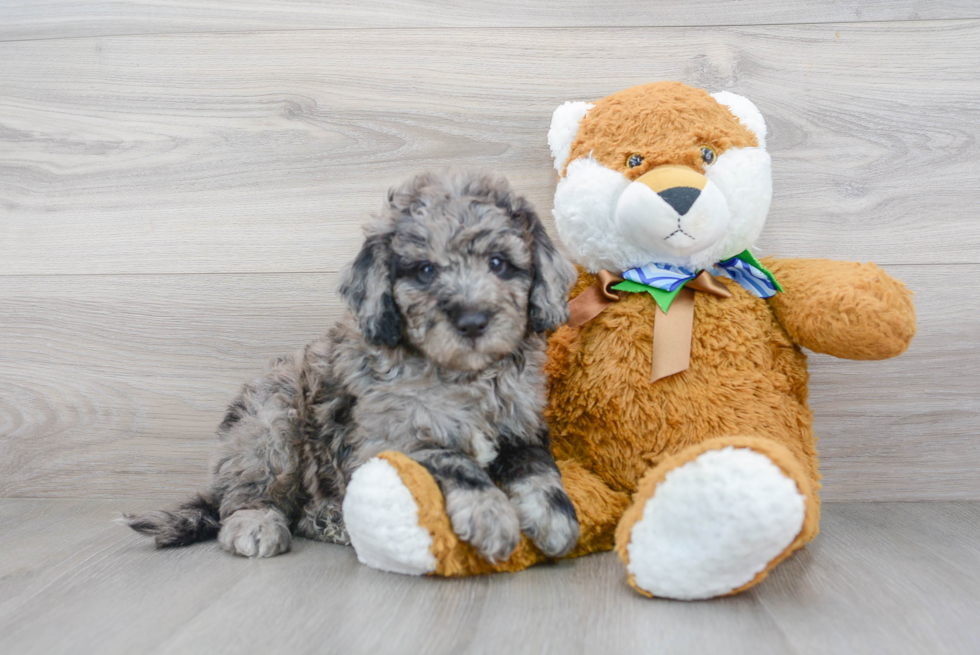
[1,16,979,46]
[0,260,974,281]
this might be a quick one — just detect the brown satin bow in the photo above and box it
[567,270,732,382]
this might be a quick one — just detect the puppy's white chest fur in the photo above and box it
[420,377,506,466]
[467,430,499,466]
[365,356,543,469]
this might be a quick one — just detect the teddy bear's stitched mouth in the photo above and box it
[665,226,695,242]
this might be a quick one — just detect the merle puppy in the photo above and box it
[125,171,580,563]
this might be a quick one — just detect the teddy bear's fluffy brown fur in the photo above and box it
[565,81,759,178]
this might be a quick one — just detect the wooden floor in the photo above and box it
[0,499,977,655]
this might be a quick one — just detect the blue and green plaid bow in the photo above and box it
[613,250,783,312]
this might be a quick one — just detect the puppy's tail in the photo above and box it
[121,492,221,548]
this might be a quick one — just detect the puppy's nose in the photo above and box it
[454,310,490,338]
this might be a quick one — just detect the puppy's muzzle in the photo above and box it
[635,165,707,216]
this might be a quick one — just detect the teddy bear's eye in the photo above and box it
[627,154,644,168]
[701,146,717,166]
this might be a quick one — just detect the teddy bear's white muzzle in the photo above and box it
[615,176,730,258]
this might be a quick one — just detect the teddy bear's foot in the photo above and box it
[344,452,553,577]
[615,437,819,600]
[342,454,441,575]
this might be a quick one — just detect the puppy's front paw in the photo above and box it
[218,508,291,558]
[444,487,521,563]
[512,486,580,557]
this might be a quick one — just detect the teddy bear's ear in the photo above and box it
[548,101,593,173]
[711,91,767,150]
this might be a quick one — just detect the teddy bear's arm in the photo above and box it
[763,257,916,360]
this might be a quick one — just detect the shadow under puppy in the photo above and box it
[125,171,580,563]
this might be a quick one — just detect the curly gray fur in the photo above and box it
[124,171,580,562]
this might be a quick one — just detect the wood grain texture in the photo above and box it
[0,499,977,655]
[807,265,980,501]
[0,265,975,500]
[758,503,980,654]
[0,499,261,655]
[2,21,980,276]
[2,11,977,501]
[0,273,342,498]
[2,0,979,41]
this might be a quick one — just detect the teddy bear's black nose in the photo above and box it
[658,187,701,216]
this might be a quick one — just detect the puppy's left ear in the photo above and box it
[515,200,576,332]
[338,229,403,347]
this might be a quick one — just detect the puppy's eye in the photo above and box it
[627,153,644,168]
[488,255,511,277]
[701,146,717,166]
[416,262,437,284]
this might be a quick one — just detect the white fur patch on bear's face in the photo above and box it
[615,177,731,263]
[552,92,773,272]
[706,146,773,265]
[553,157,638,273]
[554,147,772,271]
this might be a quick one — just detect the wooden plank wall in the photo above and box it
[1,2,978,500]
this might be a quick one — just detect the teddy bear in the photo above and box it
[340,81,917,600]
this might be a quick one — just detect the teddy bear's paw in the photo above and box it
[445,486,522,563]
[624,446,806,600]
[342,457,438,575]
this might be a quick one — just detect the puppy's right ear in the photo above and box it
[339,231,403,347]
[548,101,593,174]
[505,197,576,333]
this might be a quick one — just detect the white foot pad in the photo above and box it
[626,446,806,600]
[343,457,438,576]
